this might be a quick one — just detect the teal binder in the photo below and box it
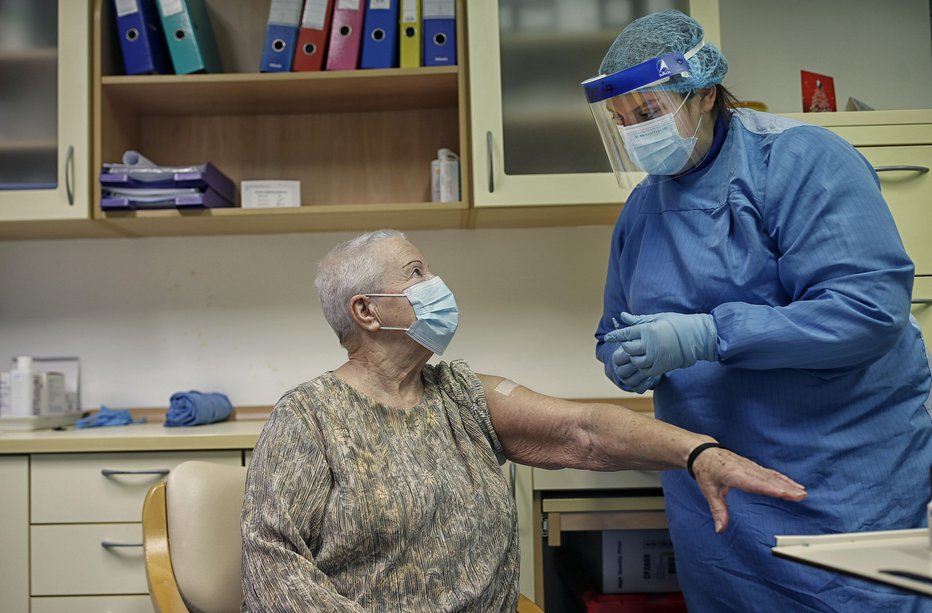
[156,0,222,74]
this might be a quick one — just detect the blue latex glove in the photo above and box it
[605,311,718,377]
[611,345,661,393]
[606,317,660,392]
[75,406,146,429]
[164,391,233,427]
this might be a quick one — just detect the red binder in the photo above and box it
[292,0,334,72]
[324,0,366,70]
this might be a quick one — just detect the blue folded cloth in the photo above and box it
[164,391,233,427]
[75,406,147,429]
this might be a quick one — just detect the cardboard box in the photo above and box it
[600,530,680,594]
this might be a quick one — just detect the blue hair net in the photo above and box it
[599,10,728,93]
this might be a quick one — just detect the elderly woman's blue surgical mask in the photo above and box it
[618,93,701,176]
[366,276,459,355]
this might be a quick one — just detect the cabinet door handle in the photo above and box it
[65,145,75,205]
[486,130,495,193]
[509,462,516,501]
[100,541,143,549]
[101,468,170,477]
[873,165,929,174]
[912,299,932,305]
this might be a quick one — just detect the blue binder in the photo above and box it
[260,0,304,72]
[422,0,455,66]
[156,0,223,74]
[113,0,172,75]
[360,0,399,69]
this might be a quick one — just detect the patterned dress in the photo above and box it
[241,360,519,612]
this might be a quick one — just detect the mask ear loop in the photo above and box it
[363,293,410,331]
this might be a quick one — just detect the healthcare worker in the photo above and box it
[588,10,932,612]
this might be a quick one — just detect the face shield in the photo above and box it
[582,43,706,188]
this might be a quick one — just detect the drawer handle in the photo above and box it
[912,299,932,305]
[101,468,170,477]
[101,541,143,549]
[873,165,929,174]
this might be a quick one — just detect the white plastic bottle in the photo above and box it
[9,356,38,418]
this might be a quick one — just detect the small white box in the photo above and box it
[601,529,680,593]
[241,180,301,208]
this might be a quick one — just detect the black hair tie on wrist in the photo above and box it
[687,442,728,479]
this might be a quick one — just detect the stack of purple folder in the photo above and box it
[100,151,235,211]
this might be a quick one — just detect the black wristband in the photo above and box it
[687,442,727,479]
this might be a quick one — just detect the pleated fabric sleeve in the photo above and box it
[241,360,519,612]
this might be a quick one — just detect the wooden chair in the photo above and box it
[142,460,545,612]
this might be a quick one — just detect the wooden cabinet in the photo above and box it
[0,456,29,613]
[0,434,253,611]
[28,450,241,607]
[465,0,717,222]
[91,0,469,238]
[0,0,91,222]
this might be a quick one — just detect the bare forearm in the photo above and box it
[570,403,715,472]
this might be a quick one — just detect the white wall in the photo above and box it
[719,0,932,112]
[0,226,633,409]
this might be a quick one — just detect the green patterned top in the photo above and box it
[241,360,520,612]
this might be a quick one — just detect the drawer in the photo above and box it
[31,523,146,596]
[532,468,661,491]
[31,595,152,613]
[31,450,241,523]
[857,145,932,275]
[913,276,932,341]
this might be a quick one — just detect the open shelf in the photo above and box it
[100,67,459,116]
[98,201,468,237]
[92,0,470,235]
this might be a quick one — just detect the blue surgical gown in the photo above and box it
[596,110,932,612]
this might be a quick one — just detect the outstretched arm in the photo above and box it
[479,374,806,532]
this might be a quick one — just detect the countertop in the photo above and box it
[0,420,265,454]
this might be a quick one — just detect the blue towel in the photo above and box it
[75,406,147,428]
[164,391,233,427]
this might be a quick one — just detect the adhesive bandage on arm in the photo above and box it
[493,378,519,397]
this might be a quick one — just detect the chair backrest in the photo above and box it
[142,461,247,613]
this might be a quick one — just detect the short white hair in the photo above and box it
[315,229,406,346]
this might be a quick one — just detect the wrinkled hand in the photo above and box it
[604,311,718,377]
[692,447,807,533]
[610,345,661,393]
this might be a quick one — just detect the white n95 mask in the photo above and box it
[366,276,459,355]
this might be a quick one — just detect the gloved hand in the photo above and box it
[604,311,718,377]
[611,344,661,393]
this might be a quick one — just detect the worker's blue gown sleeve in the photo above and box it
[596,110,932,612]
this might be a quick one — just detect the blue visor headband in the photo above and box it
[582,52,693,103]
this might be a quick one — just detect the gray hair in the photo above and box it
[315,229,406,346]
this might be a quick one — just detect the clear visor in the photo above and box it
[582,43,707,188]
[587,87,704,188]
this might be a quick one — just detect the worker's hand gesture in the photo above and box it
[605,311,717,377]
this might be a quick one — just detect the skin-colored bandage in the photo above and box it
[493,379,519,397]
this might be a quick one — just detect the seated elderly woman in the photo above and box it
[241,229,807,611]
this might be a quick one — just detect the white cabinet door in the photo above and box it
[0,0,89,220]
[0,455,29,613]
[467,0,719,207]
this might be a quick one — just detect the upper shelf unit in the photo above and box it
[92,0,469,238]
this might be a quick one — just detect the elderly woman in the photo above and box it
[240,229,806,611]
